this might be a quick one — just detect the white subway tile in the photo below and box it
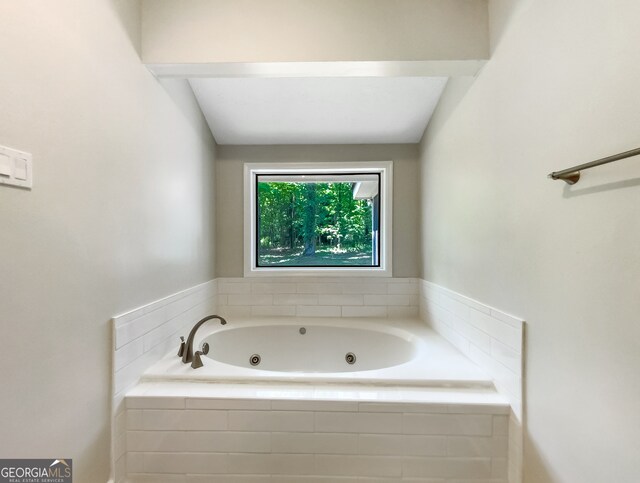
[403,414,492,436]
[126,409,143,430]
[218,305,252,318]
[358,434,404,455]
[318,294,364,306]
[251,305,296,316]
[227,453,315,475]
[434,294,471,321]
[143,319,181,352]
[489,308,524,329]
[402,457,492,478]
[492,416,509,436]
[141,409,184,430]
[425,303,455,328]
[490,338,521,375]
[228,410,314,432]
[452,318,492,355]
[127,430,271,453]
[428,320,470,355]
[114,350,160,394]
[364,295,412,306]
[227,294,273,306]
[114,431,126,460]
[112,306,147,328]
[492,457,508,478]
[142,452,227,474]
[467,310,521,353]
[115,409,127,437]
[342,306,387,318]
[387,283,418,295]
[315,455,402,477]
[402,435,448,456]
[315,412,402,434]
[126,452,144,474]
[115,338,145,371]
[447,436,493,457]
[251,283,297,294]
[387,278,416,284]
[273,294,318,306]
[297,305,341,317]
[116,307,167,348]
[219,282,251,294]
[492,436,509,457]
[140,409,228,431]
[297,283,339,294]
[341,283,387,294]
[272,432,358,454]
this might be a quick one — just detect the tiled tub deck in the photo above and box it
[121,383,511,483]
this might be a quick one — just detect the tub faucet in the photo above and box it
[180,315,227,365]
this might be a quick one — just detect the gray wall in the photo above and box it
[0,2,217,481]
[216,145,420,278]
[419,0,640,482]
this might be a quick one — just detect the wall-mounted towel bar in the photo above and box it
[548,147,640,185]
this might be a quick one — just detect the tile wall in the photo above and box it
[111,277,525,482]
[112,281,218,482]
[216,277,419,319]
[124,393,510,482]
[418,280,524,483]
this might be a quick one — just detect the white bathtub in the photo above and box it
[143,318,493,389]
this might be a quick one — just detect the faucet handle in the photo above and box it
[191,351,204,369]
[177,336,185,357]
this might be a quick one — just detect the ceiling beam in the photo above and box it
[147,60,486,79]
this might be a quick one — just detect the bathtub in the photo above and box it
[142,318,493,389]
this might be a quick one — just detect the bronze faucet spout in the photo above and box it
[182,315,227,364]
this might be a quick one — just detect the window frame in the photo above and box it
[243,161,393,277]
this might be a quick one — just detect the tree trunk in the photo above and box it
[302,183,317,256]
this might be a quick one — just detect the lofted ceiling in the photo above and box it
[189,77,448,145]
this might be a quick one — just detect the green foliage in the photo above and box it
[257,181,373,262]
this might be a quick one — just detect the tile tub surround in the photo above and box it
[112,280,218,483]
[418,280,524,483]
[111,277,523,482]
[216,277,420,319]
[124,382,511,482]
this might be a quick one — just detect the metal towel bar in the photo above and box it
[548,147,640,185]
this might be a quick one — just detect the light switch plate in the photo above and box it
[0,145,32,189]
[0,153,10,177]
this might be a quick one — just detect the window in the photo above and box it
[244,162,392,276]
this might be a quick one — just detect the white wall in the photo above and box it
[419,1,640,482]
[0,1,217,481]
[215,144,420,278]
[141,0,489,64]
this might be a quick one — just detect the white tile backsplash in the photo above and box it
[418,280,524,483]
[112,276,523,482]
[217,277,419,318]
[111,280,218,483]
[124,396,509,481]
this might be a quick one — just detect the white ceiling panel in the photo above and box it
[189,77,447,145]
